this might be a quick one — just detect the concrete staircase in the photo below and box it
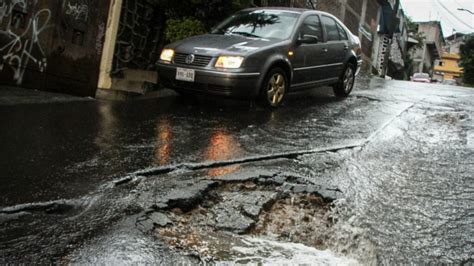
[96,69,159,100]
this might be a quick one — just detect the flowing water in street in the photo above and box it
[1,80,473,264]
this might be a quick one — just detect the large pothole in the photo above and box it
[132,167,345,263]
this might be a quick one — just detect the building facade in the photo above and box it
[409,21,444,75]
[433,53,463,82]
[444,33,467,54]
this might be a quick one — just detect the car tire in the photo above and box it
[333,63,356,97]
[258,67,288,108]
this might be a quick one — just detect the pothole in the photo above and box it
[252,194,331,250]
[133,169,344,263]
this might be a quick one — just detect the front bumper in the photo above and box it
[157,63,261,98]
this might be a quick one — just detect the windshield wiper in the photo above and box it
[231,31,261,38]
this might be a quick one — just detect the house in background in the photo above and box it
[433,53,463,83]
[444,32,468,54]
[409,21,444,76]
[432,32,471,83]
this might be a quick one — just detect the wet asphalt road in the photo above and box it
[0,79,473,264]
[0,78,402,207]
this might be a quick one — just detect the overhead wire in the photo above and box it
[432,0,464,34]
[434,0,474,29]
[453,0,471,10]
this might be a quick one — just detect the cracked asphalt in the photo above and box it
[0,78,473,264]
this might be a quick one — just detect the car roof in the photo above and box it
[239,7,354,38]
[240,7,341,21]
[242,7,321,14]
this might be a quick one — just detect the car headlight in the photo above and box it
[215,56,244,69]
[160,49,175,62]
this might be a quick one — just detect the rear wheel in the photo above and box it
[333,64,355,97]
[258,68,288,108]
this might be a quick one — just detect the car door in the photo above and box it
[291,15,328,88]
[320,15,348,79]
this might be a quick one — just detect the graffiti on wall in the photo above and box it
[64,0,88,23]
[112,0,161,74]
[0,0,26,24]
[0,0,50,84]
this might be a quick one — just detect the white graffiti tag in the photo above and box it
[65,1,89,22]
[0,9,50,84]
[0,0,27,24]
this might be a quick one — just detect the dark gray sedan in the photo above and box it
[158,8,362,107]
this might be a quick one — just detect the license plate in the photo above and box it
[176,68,195,82]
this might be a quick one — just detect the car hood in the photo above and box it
[169,34,281,56]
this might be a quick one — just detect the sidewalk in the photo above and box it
[0,86,180,106]
[0,86,93,106]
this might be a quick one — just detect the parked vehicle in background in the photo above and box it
[442,79,457,86]
[411,73,431,83]
[157,8,362,107]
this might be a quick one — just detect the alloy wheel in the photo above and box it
[343,67,355,93]
[266,73,286,107]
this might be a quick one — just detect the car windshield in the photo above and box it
[211,10,300,40]
[414,73,430,79]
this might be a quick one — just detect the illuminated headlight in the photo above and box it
[160,49,175,62]
[215,56,244,69]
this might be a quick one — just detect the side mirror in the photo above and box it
[297,34,319,45]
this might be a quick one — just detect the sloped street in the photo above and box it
[1,78,473,264]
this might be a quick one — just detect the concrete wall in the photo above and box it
[418,22,443,57]
[0,0,110,96]
[408,21,444,76]
[96,0,160,98]
[411,44,433,74]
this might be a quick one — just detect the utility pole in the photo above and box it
[381,0,400,78]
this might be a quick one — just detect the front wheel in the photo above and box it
[333,64,355,97]
[258,68,288,108]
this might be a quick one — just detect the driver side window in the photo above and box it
[300,15,323,41]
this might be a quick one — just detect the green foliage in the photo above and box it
[406,16,425,49]
[405,16,418,32]
[147,0,254,43]
[404,53,414,80]
[460,37,474,85]
[165,18,206,43]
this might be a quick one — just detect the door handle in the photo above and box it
[322,48,328,53]
[344,45,349,50]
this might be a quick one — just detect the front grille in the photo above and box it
[173,53,212,67]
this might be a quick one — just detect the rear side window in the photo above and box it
[321,16,340,41]
[300,15,323,41]
[337,23,348,40]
